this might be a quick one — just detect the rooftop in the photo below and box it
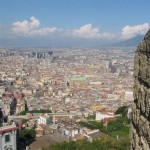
[70,76,86,81]
[0,124,18,133]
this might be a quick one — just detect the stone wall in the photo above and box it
[131,29,150,150]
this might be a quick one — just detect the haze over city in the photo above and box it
[0,0,150,47]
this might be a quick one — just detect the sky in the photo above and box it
[0,0,150,47]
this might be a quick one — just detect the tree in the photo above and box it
[19,109,52,115]
[19,127,35,141]
[43,137,130,150]
[115,106,128,117]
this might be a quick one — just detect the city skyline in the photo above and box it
[0,0,150,47]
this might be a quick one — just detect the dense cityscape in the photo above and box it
[0,47,134,149]
[0,47,134,113]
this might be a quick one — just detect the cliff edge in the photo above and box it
[131,29,150,150]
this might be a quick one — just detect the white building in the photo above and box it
[0,123,18,150]
[38,114,51,125]
[95,110,114,121]
[62,127,81,138]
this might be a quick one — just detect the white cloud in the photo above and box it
[72,24,100,38]
[121,23,150,39]
[11,16,60,36]
[72,24,115,39]
[30,27,59,36]
[12,18,115,39]
[11,17,150,41]
[12,16,39,34]
[29,16,40,28]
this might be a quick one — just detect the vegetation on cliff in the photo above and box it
[42,137,130,150]
[42,106,130,150]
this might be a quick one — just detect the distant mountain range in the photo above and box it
[113,35,144,47]
[0,34,145,48]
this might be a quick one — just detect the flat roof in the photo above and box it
[70,76,86,81]
[0,126,18,133]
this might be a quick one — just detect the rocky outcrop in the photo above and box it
[131,29,150,150]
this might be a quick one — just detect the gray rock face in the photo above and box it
[131,29,150,150]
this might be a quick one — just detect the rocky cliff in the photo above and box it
[131,29,150,150]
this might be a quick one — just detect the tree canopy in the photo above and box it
[19,109,52,115]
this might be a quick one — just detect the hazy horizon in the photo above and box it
[0,0,149,47]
